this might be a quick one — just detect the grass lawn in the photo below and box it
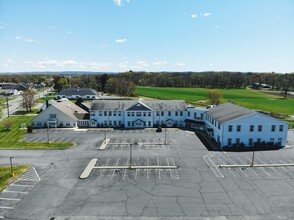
[0,165,31,191]
[13,109,39,115]
[135,87,294,116]
[0,116,73,149]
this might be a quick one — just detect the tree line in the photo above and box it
[0,72,293,97]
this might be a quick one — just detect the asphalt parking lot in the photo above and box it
[1,129,294,219]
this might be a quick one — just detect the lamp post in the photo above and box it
[251,151,255,167]
[164,127,167,145]
[129,143,133,169]
[47,127,50,144]
[10,157,14,177]
[104,130,107,144]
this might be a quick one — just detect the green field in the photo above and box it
[136,87,294,116]
[0,165,31,191]
[0,116,73,149]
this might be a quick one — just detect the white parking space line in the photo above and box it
[65,138,72,143]
[10,184,34,188]
[0,198,20,201]
[123,158,129,180]
[32,137,43,142]
[157,158,161,180]
[50,136,59,142]
[72,137,79,143]
[237,157,259,177]
[256,157,281,176]
[167,158,179,179]
[0,206,13,209]
[111,158,120,180]
[218,158,236,177]
[57,137,66,142]
[146,158,149,180]
[2,190,28,194]
[135,158,139,180]
[227,157,248,177]
[98,158,109,180]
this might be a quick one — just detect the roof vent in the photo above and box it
[77,87,79,92]
[67,104,70,108]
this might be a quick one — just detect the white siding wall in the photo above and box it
[32,106,77,128]
[222,113,288,148]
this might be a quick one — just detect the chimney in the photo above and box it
[46,100,49,108]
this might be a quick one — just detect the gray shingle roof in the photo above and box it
[52,100,88,120]
[90,100,187,111]
[206,102,255,123]
[58,88,98,96]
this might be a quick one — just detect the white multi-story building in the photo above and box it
[89,99,206,129]
[31,98,289,149]
[206,102,288,148]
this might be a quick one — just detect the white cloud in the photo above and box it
[191,14,197,19]
[137,61,149,67]
[114,0,122,6]
[37,60,59,65]
[176,63,186,67]
[115,38,127,43]
[61,60,77,65]
[153,61,167,65]
[202,12,212,17]
[15,36,23,40]
[25,38,36,43]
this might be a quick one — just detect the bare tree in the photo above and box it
[22,88,36,112]
[207,90,222,105]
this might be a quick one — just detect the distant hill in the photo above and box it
[0,71,119,75]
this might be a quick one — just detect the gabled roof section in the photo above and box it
[206,102,255,123]
[144,100,186,111]
[90,100,137,111]
[90,100,187,111]
[57,88,99,96]
[126,99,153,111]
[51,100,88,120]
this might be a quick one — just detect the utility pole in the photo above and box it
[10,157,14,177]
[6,94,10,118]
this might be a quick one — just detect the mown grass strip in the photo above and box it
[0,165,31,192]
[135,87,294,115]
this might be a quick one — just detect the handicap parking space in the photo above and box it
[204,151,294,179]
[0,167,41,219]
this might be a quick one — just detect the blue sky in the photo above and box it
[0,0,293,73]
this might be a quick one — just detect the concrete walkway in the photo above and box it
[98,138,110,150]
[80,159,98,179]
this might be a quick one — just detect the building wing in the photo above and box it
[206,102,255,123]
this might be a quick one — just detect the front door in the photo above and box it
[134,120,144,128]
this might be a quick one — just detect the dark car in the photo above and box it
[156,127,162,132]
